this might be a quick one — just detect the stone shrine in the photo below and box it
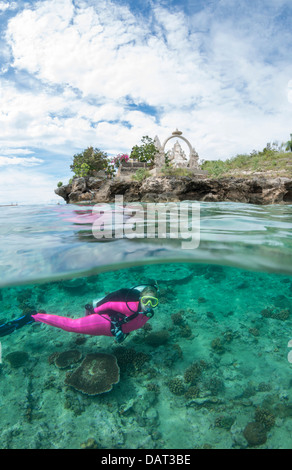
[116,129,203,179]
[154,129,200,171]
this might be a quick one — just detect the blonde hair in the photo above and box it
[141,285,158,297]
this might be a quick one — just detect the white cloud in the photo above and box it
[0,147,34,155]
[0,1,17,12]
[0,155,43,166]
[5,0,211,108]
[288,80,292,104]
[0,167,60,204]
[0,0,290,191]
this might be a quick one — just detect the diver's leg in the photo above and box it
[31,312,112,336]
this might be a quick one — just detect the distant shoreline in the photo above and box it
[0,203,18,207]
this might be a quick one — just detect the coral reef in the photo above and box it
[113,346,150,374]
[5,351,29,368]
[167,377,186,396]
[249,327,260,337]
[54,349,82,369]
[178,323,193,338]
[146,383,160,393]
[171,311,184,325]
[243,422,267,446]
[80,438,99,449]
[214,415,235,430]
[204,265,226,283]
[48,352,59,365]
[16,289,37,316]
[144,330,170,346]
[184,386,200,399]
[74,335,87,345]
[170,309,193,338]
[64,391,85,415]
[65,353,120,395]
[205,377,225,395]
[184,361,207,385]
[158,286,177,304]
[261,306,290,320]
[257,382,272,392]
[211,337,225,354]
[254,407,275,430]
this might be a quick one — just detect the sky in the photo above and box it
[0,0,291,204]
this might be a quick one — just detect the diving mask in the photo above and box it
[140,295,159,308]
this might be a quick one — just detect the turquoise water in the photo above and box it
[0,202,292,449]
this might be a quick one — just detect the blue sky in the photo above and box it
[0,0,291,203]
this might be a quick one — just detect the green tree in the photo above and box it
[130,136,156,163]
[286,134,292,152]
[70,146,109,177]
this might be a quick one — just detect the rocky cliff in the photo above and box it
[55,175,292,205]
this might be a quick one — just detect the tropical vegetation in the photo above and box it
[201,142,292,178]
[70,146,109,177]
[130,136,156,163]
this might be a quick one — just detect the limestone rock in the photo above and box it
[55,176,292,205]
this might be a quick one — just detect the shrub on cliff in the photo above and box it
[132,168,151,182]
[201,142,292,177]
[160,166,194,177]
[70,147,109,177]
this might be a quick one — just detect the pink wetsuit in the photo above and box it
[31,288,150,337]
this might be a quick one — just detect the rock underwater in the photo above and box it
[55,175,292,205]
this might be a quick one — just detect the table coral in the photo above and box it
[54,349,82,369]
[65,353,120,395]
[6,351,29,368]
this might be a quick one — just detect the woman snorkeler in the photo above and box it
[0,284,159,343]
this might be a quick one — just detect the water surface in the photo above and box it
[0,202,292,449]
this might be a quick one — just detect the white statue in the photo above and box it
[167,141,188,168]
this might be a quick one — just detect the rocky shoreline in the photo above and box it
[55,175,292,205]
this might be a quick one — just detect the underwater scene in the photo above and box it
[0,202,292,449]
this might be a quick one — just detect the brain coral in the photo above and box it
[65,353,120,395]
